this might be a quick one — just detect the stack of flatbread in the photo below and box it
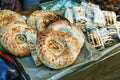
[0,10,85,69]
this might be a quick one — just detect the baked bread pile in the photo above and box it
[0,10,85,69]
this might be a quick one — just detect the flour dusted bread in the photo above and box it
[0,22,30,57]
[37,30,80,69]
[27,10,62,31]
[48,20,85,48]
[0,10,25,27]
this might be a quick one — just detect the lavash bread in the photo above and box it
[48,20,85,48]
[37,30,80,69]
[0,10,25,27]
[27,10,65,32]
[0,21,30,57]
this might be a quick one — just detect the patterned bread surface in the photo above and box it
[48,20,85,48]
[0,10,25,27]
[37,30,80,69]
[27,10,61,31]
[0,22,30,57]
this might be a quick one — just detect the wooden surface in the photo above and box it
[62,51,120,80]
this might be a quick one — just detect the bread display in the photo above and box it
[37,30,80,69]
[64,8,74,23]
[3,1,119,69]
[0,9,85,69]
[8,1,120,79]
[1,0,120,79]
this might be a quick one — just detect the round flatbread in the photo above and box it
[37,30,80,69]
[0,21,30,57]
[27,10,63,31]
[0,10,25,27]
[48,20,85,48]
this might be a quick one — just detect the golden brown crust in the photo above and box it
[0,22,30,57]
[0,10,25,27]
[48,20,85,48]
[27,10,62,31]
[37,30,80,69]
[36,13,62,32]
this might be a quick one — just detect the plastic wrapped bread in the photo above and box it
[99,28,115,47]
[64,8,74,23]
[102,11,117,27]
[93,6,106,27]
[72,6,87,24]
[85,2,95,18]
[87,29,104,50]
